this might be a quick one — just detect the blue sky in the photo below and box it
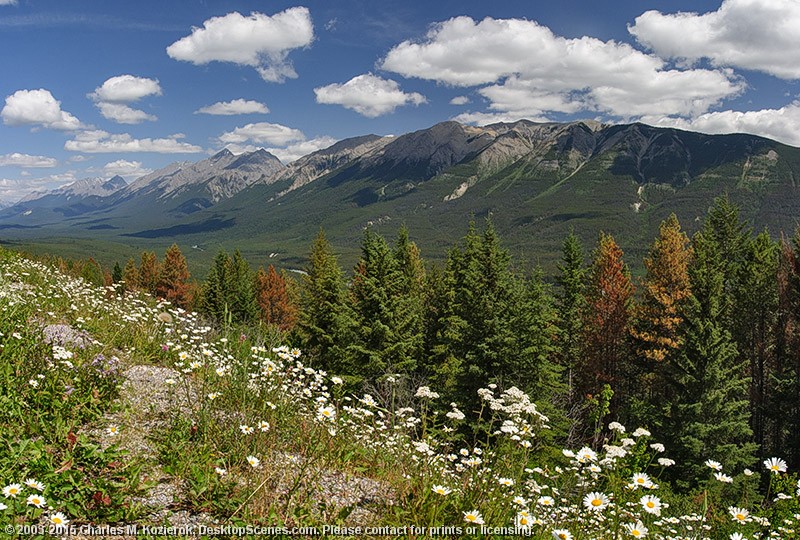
[1,0,799,203]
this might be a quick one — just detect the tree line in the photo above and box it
[52,196,800,487]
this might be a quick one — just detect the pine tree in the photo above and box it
[392,226,426,370]
[579,233,634,413]
[255,265,298,331]
[138,251,160,296]
[80,257,105,287]
[299,230,353,375]
[157,244,192,308]
[660,231,756,486]
[629,214,693,425]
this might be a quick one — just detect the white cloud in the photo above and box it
[217,122,305,146]
[89,75,160,124]
[68,155,90,163]
[380,16,742,120]
[630,0,800,79]
[449,96,470,105]
[0,1,18,5]
[314,73,426,117]
[0,173,76,205]
[452,111,549,126]
[267,136,338,163]
[195,99,269,115]
[65,130,203,153]
[166,8,314,83]
[101,159,153,178]
[95,102,157,124]
[90,75,161,102]
[644,101,800,148]
[0,153,57,168]
[1,89,81,130]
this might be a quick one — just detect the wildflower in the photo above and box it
[215,467,227,476]
[657,457,675,467]
[49,512,69,528]
[415,386,439,399]
[608,421,626,433]
[640,494,662,515]
[729,507,749,523]
[239,425,254,435]
[2,484,22,498]
[246,455,261,468]
[23,479,44,491]
[431,485,452,496]
[463,510,484,525]
[729,533,745,540]
[624,521,648,538]
[705,459,723,471]
[317,406,336,421]
[516,511,533,528]
[633,427,651,437]
[576,447,597,463]
[26,494,46,507]
[763,457,787,475]
[207,392,220,400]
[583,491,610,511]
[650,443,665,453]
[0,502,6,510]
[165,378,176,385]
[552,529,573,540]
[715,472,733,483]
[512,495,527,506]
[258,421,270,432]
[538,496,555,506]
[331,376,343,385]
[497,477,514,487]
[630,473,653,489]
[106,425,120,436]
[29,379,39,388]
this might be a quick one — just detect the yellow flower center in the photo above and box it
[53,517,63,524]
[632,531,641,537]
[559,534,567,540]
[646,502,654,508]
[591,498,602,506]
[736,513,745,521]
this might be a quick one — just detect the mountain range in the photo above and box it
[2,119,799,274]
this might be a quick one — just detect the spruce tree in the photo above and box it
[299,230,353,376]
[111,261,123,283]
[555,229,587,420]
[661,232,756,487]
[228,250,258,323]
[201,250,233,322]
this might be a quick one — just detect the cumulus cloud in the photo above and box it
[449,96,470,106]
[0,173,76,205]
[266,136,338,163]
[101,159,152,178]
[166,8,314,83]
[95,102,157,124]
[380,16,742,120]
[195,99,269,115]
[65,130,203,153]
[0,153,57,168]
[630,0,800,79]
[314,73,426,117]
[1,89,81,130]
[217,122,305,146]
[89,75,160,124]
[90,75,161,102]
[644,101,800,148]
[0,1,18,5]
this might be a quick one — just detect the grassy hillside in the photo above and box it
[1,247,799,539]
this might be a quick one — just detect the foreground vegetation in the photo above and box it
[1,220,800,538]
